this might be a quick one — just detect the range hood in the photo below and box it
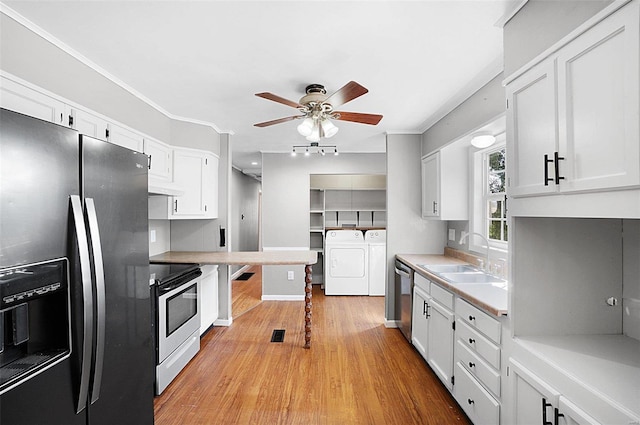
[148,181,185,197]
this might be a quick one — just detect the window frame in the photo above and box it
[469,133,508,255]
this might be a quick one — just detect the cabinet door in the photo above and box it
[0,77,68,126]
[411,286,429,359]
[171,149,205,217]
[557,396,601,425]
[510,359,560,425]
[557,3,640,193]
[427,299,454,389]
[144,138,172,182]
[421,153,439,218]
[202,153,219,219]
[107,124,144,152]
[73,108,108,141]
[506,59,559,197]
[200,266,219,335]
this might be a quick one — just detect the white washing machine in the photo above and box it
[324,230,369,295]
[365,230,386,296]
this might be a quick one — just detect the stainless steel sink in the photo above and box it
[420,264,479,274]
[439,272,506,284]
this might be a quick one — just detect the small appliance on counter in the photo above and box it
[149,262,202,395]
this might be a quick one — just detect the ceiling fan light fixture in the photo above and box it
[471,132,496,149]
[297,117,314,137]
[321,119,339,138]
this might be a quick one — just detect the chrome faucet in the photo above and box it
[459,231,490,272]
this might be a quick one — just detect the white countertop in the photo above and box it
[396,254,508,317]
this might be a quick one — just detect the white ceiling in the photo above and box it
[4,1,517,175]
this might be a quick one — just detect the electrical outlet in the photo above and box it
[287,271,294,281]
[448,229,455,241]
[150,229,156,243]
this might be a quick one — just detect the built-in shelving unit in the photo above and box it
[309,174,387,285]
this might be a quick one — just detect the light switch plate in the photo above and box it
[150,229,156,243]
[287,271,294,280]
[448,229,455,241]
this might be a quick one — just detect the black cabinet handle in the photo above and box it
[174,199,178,213]
[467,398,474,405]
[554,408,565,425]
[468,338,475,344]
[542,398,553,425]
[554,152,565,185]
[544,154,554,186]
[432,201,437,214]
[468,362,475,368]
[468,315,475,321]
[425,303,431,319]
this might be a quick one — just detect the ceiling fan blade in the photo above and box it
[323,81,368,108]
[254,115,302,127]
[255,92,303,109]
[333,111,383,125]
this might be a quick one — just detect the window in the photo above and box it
[469,132,507,254]
[486,147,507,244]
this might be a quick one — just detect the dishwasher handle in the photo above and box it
[394,262,412,278]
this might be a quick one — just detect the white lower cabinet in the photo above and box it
[412,284,429,358]
[455,363,500,425]
[510,359,604,425]
[426,297,454,389]
[200,265,219,335]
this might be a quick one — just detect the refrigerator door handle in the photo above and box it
[85,198,105,404]
[70,195,94,414]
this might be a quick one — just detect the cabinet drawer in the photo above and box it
[414,273,430,294]
[457,319,501,370]
[456,298,501,343]
[454,362,500,425]
[430,281,454,310]
[456,340,500,397]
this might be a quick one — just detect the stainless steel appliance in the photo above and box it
[149,263,201,395]
[395,259,414,341]
[0,108,154,425]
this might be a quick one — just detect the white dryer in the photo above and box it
[324,230,368,295]
[365,230,386,296]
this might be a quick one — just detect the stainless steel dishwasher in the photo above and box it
[395,259,414,342]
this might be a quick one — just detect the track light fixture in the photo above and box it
[291,142,338,157]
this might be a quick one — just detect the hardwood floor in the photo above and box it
[154,284,470,425]
[231,265,263,317]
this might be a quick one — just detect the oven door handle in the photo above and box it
[85,198,105,404]
[70,195,93,414]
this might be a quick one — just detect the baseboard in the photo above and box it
[230,265,251,281]
[214,318,232,327]
[384,320,400,328]
[261,295,305,301]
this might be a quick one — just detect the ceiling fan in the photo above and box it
[254,81,383,142]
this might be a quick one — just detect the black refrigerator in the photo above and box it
[0,108,154,425]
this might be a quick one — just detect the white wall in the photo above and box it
[386,134,446,321]
[230,168,261,275]
[261,152,385,298]
[503,0,612,77]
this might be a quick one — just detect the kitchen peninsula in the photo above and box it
[150,250,318,348]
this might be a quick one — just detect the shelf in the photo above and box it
[310,209,324,214]
[309,227,324,233]
[516,335,640,420]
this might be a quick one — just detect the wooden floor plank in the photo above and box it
[154,286,470,425]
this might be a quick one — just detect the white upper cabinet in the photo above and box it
[506,60,558,197]
[202,153,218,219]
[506,1,640,200]
[161,148,218,220]
[0,77,68,126]
[107,123,144,152]
[421,153,439,218]
[144,137,172,182]
[556,5,639,193]
[421,142,468,220]
[72,108,109,141]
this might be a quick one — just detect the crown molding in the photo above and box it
[0,3,231,134]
